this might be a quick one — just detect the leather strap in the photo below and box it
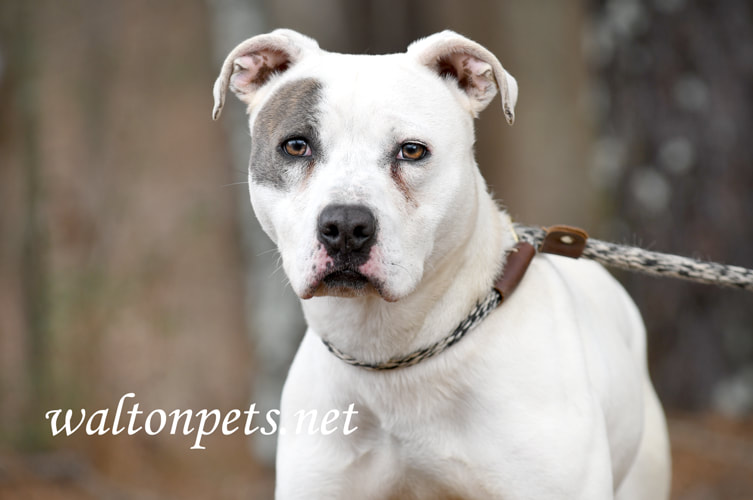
[493,225,588,306]
[539,225,588,259]
[494,241,536,302]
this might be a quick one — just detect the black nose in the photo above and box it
[317,204,377,259]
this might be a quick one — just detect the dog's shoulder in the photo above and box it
[526,253,638,318]
[508,252,646,360]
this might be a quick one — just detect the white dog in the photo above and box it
[213,29,671,499]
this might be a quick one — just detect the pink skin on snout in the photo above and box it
[301,243,336,299]
[358,245,386,284]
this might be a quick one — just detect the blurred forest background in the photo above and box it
[1,0,752,498]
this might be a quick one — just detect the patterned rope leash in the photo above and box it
[514,224,753,293]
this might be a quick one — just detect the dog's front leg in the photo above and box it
[274,333,367,500]
[275,434,364,500]
[505,402,617,499]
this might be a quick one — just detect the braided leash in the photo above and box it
[514,224,753,293]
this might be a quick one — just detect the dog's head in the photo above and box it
[213,29,517,302]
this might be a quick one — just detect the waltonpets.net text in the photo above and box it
[45,393,358,449]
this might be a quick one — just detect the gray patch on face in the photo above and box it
[250,78,324,189]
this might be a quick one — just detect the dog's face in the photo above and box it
[213,30,517,302]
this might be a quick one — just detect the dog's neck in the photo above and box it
[301,179,516,366]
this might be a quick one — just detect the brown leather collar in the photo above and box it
[494,225,589,303]
[493,241,536,301]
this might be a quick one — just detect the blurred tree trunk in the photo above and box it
[492,1,596,229]
[0,0,50,448]
[1,0,252,456]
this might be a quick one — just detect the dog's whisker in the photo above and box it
[269,254,287,279]
[255,247,280,258]
[222,181,250,188]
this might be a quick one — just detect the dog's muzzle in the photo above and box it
[315,204,377,292]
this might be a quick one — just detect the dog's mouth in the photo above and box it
[304,265,392,300]
[321,269,370,290]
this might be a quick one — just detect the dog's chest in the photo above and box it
[343,404,495,499]
[349,450,489,500]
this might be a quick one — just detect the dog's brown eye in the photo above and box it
[282,138,312,157]
[398,142,427,161]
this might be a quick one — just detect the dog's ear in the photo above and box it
[407,31,517,124]
[212,29,319,120]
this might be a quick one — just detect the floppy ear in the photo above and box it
[212,29,319,120]
[407,31,518,124]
